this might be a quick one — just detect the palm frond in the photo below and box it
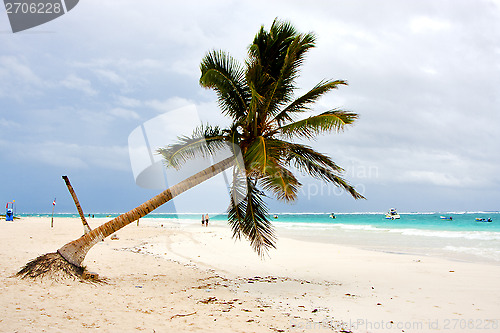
[227,168,248,240]
[245,69,266,134]
[247,19,317,123]
[284,143,345,173]
[259,164,300,202]
[273,80,347,126]
[228,178,276,256]
[200,50,249,120]
[279,110,358,140]
[280,142,364,199]
[261,32,317,118]
[240,136,301,202]
[310,165,365,200]
[248,19,303,78]
[157,125,228,169]
[244,136,285,176]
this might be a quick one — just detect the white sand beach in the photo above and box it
[1,217,499,332]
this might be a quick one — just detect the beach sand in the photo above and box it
[1,217,499,332]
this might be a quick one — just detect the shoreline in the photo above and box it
[136,222,500,325]
[1,217,500,332]
[127,215,500,266]
[274,227,500,266]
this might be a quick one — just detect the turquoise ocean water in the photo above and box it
[20,212,500,264]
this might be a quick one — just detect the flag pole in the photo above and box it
[51,198,56,228]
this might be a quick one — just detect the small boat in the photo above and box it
[385,208,400,220]
[273,214,278,219]
[329,213,336,219]
[476,217,492,222]
[440,216,453,220]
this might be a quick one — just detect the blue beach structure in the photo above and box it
[5,201,14,221]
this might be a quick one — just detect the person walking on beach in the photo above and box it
[201,214,205,226]
[205,214,209,227]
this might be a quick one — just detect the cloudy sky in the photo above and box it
[1,0,499,214]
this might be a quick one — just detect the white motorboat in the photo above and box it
[385,208,400,220]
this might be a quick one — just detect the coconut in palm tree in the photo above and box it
[17,19,364,280]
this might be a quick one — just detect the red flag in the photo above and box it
[52,198,56,206]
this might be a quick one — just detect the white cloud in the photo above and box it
[10,140,130,171]
[420,66,438,76]
[410,16,452,33]
[0,56,46,98]
[0,117,21,129]
[400,171,466,187]
[61,74,97,96]
[1,0,499,212]
[94,69,127,86]
[145,97,194,113]
[116,96,142,108]
[327,141,499,190]
[0,56,42,85]
[109,107,140,120]
[73,58,166,73]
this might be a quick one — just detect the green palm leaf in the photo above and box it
[227,168,248,240]
[273,80,347,125]
[284,142,344,173]
[279,110,358,139]
[282,142,364,199]
[243,137,300,202]
[243,136,285,175]
[228,177,276,256]
[157,125,228,169]
[247,19,317,125]
[261,32,317,116]
[293,156,364,199]
[259,164,300,202]
[200,50,249,120]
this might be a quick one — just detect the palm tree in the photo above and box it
[165,19,364,255]
[17,19,363,279]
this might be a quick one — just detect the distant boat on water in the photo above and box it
[385,208,400,220]
[476,217,493,222]
[440,216,453,220]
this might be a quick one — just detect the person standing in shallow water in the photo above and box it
[201,214,205,226]
[205,214,209,227]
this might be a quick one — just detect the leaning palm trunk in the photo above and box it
[18,20,364,281]
[57,157,234,267]
[17,157,234,280]
[62,175,92,234]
